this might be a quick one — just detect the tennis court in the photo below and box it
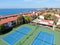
[31,31,54,45]
[3,26,32,45]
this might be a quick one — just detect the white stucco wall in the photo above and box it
[39,15,44,20]
[57,22,60,25]
[55,14,60,17]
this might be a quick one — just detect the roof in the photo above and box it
[0,14,18,18]
[55,14,60,18]
[39,20,54,26]
[22,12,35,17]
[27,13,34,16]
[0,16,18,24]
[0,12,35,25]
[32,19,54,26]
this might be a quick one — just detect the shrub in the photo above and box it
[44,14,51,20]
[0,24,3,31]
[56,24,60,29]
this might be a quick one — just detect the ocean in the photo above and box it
[0,8,37,16]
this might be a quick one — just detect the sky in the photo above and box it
[0,0,60,8]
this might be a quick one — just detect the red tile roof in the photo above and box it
[0,16,18,24]
[39,20,54,26]
[0,14,18,18]
[27,13,34,16]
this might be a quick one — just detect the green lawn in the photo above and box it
[0,24,60,45]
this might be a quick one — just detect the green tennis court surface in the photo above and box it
[31,31,54,45]
[3,27,32,45]
[0,24,60,45]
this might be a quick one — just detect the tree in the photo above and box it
[45,8,48,10]
[49,8,53,10]
[17,15,24,25]
[23,16,33,23]
[56,24,60,29]
[44,14,51,20]
[0,24,3,31]
[32,15,37,19]
[44,14,58,30]
[51,15,58,30]
[51,15,58,25]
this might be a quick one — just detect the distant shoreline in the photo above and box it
[0,8,37,16]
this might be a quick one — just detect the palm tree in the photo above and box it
[23,16,33,23]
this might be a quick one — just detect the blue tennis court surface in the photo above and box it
[31,31,54,45]
[3,27,31,45]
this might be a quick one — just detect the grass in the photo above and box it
[0,24,60,45]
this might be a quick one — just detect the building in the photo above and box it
[38,15,44,20]
[0,12,36,30]
[54,14,60,25]
[32,19,54,26]
[0,15,18,30]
